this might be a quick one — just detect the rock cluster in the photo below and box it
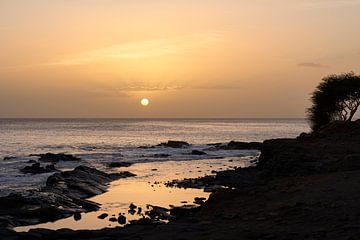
[0,165,135,228]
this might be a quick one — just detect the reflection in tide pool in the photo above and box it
[16,156,257,231]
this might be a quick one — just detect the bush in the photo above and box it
[307,72,360,131]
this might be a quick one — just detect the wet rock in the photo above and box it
[0,166,136,228]
[118,215,126,224]
[191,150,207,155]
[20,163,58,174]
[107,162,132,168]
[153,154,171,158]
[146,205,171,220]
[158,141,190,148]
[73,212,81,221]
[137,207,142,215]
[170,205,200,218]
[194,197,207,205]
[3,156,16,161]
[109,217,117,222]
[130,217,154,225]
[33,153,81,163]
[137,145,155,149]
[129,203,137,210]
[128,209,136,215]
[204,185,224,193]
[97,213,108,219]
[221,141,263,150]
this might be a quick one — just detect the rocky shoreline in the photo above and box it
[1,121,360,239]
[0,165,135,229]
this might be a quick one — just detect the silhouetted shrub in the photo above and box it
[308,72,360,131]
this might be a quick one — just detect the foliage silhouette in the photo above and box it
[308,72,360,131]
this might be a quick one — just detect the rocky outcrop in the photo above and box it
[107,162,133,168]
[20,163,58,174]
[0,166,135,228]
[191,150,207,155]
[208,141,262,151]
[258,120,360,178]
[157,141,190,148]
[32,153,81,163]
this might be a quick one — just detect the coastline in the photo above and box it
[2,120,360,239]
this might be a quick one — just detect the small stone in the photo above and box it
[97,213,108,219]
[73,213,81,221]
[118,215,126,225]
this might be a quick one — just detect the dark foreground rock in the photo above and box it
[0,166,135,228]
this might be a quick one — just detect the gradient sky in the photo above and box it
[1,0,360,118]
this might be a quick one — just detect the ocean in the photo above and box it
[0,118,309,197]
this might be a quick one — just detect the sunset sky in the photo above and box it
[1,0,360,118]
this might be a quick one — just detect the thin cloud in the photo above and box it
[297,62,329,68]
[51,33,224,66]
[114,85,184,92]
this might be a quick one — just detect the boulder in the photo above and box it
[158,141,190,148]
[191,150,207,155]
[222,141,262,150]
[20,163,58,174]
[108,162,132,168]
[33,153,81,163]
[118,215,126,224]
[97,213,108,219]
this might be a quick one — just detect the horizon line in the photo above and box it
[0,117,307,120]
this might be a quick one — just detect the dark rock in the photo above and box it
[73,212,81,221]
[33,153,81,163]
[191,150,207,155]
[118,215,126,224]
[109,217,117,222]
[130,217,154,225]
[137,207,142,215]
[129,203,137,210]
[3,156,16,161]
[0,165,135,228]
[128,209,136,215]
[108,162,132,168]
[97,213,108,219]
[158,141,190,148]
[222,141,262,150]
[20,163,58,174]
[170,205,200,218]
[146,205,171,220]
[194,197,207,205]
[153,154,171,158]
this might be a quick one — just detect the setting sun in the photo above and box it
[141,98,150,107]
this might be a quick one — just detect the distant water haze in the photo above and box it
[1,1,360,118]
